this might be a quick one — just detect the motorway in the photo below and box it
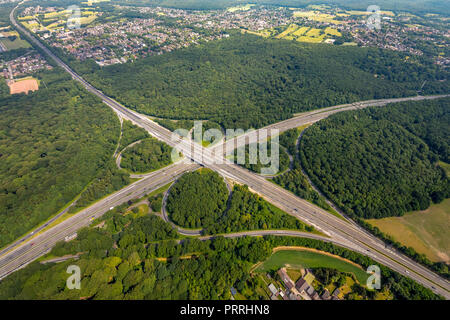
[3,2,450,298]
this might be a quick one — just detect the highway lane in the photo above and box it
[7,2,450,298]
[211,95,450,156]
[0,162,197,280]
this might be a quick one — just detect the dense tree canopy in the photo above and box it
[205,185,312,234]
[299,98,450,219]
[0,69,121,247]
[76,34,448,130]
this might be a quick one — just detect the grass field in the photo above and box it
[22,9,98,32]
[275,24,299,39]
[366,199,450,263]
[306,28,322,37]
[346,10,395,17]
[257,248,368,284]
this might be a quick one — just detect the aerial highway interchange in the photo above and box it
[1,1,449,300]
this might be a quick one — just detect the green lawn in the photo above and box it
[367,198,450,263]
[257,249,368,284]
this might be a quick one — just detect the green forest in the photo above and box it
[0,69,121,247]
[73,34,448,130]
[234,141,290,175]
[120,138,173,173]
[68,119,153,213]
[153,118,194,134]
[104,0,450,15]
[299,98,450,220]
[0,201,440,300]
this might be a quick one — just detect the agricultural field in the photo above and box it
[256,248,369,284]
[366,199,450,263]
[324,27,342,37]
[346,10,395,17]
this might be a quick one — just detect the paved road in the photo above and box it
[160,168,203,236]
[4,2,450,298]
[0,162,197,280]
[211,95,450,156]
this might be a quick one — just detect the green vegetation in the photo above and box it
[0,47,30,61]
[273,128,332,212]
[192,120,223,146]
[235,142,290,175]
[0,31,30,50]
[300,99,450,220]
[278,127,302,156]
[0,207,440,300]
[148,193,163,212]
[107,1,450,15]
[166,170,312,233]
[166,169,229,229]
[258,249,368,284]
[153,118,194,134]
[118,120,150,152]
[0,69,121,247]
[120,138,173,173]
[273,164,332,212]
[68,161,130,213]
[0,78,9,98]
[205,184,313,234]
[77,34,448,129]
